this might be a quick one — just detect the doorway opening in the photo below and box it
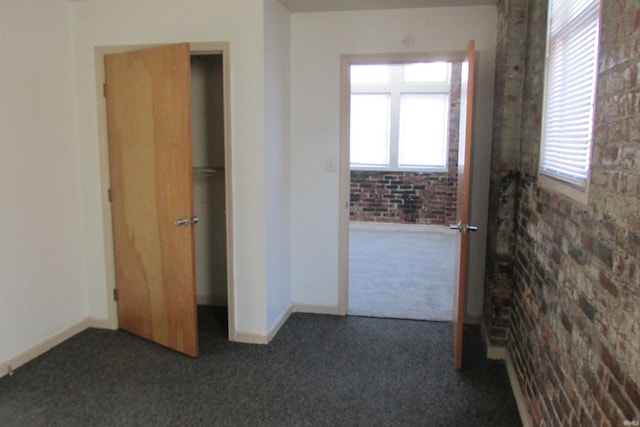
[339,54,466,321]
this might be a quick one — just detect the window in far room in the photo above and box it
[350,62,451,171]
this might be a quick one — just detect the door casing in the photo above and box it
[94,42,236,340]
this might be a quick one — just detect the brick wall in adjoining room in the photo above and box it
[349,63,461,226]
[498,0,640,425]
[350,171,457,224]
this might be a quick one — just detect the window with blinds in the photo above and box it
[540,0,601,190]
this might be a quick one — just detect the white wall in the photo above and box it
[264,0,292,328]
[71,0,269,336]
[0,1,498,367]
[0,0,87,363]
[289,6,497,319]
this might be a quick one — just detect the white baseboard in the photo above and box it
[506,350,533,427]
[487,344,507,360]
[267,305,293,342]
[292,303,342,315]
[0,317,99,378]
[480,318,507,360]
[87,316,113,330]
[464,313,482,325]
[232,330,269,345]
[349,221,455,234]
[230,303,340,344]
[230,305,294,345]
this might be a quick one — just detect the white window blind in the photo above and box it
[540,0,601,188]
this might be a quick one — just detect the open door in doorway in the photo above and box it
[105,43,199,357]
[451,40,477,370]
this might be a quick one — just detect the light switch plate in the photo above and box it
[326,158,336,172]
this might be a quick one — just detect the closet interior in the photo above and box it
[190,54,228,311]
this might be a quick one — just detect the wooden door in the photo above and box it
[452,40,477,370]
[105,43,198,357]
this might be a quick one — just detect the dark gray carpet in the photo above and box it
[0,307,521,426]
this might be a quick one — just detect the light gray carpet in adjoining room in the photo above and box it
[348,222,457,321]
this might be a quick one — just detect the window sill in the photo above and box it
[538,173,589,208]
[350,167,448,174]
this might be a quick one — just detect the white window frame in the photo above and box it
[350,63,451,172]
[539,0,601,205]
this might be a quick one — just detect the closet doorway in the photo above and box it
[98,42,234,357]
[191,54,229,311]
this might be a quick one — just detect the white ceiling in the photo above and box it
[278,0,496,13]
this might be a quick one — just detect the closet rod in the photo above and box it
[192,166,224,176]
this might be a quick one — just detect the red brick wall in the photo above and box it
[349,63,461,225]
[349,171,457,224]
[488,0,640,425]
[484,0,527,348]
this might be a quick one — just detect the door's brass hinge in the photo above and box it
[103,83,107,98]
[113,288,118,301]
[108,188,112,202]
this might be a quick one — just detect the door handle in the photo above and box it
[449,222,478,233]
[174,216,199,226]
[174,216,189,227]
